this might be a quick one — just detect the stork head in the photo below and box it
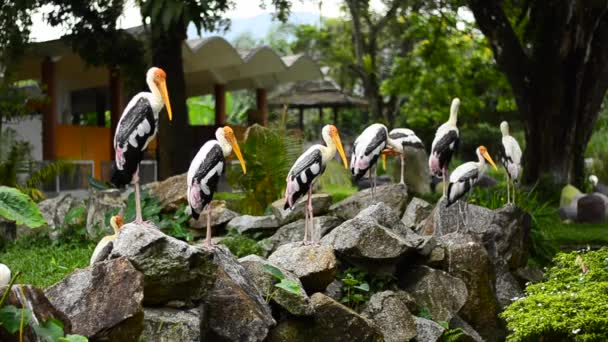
[589,174,598,187]
[323,125,348,169]
[500,121,509,136]
[223,126,246,174]
[477,146,497,170]
[110,215,125,235]
[147,67,173,121]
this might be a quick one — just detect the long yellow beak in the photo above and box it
[382,154,387,170]
[230,139,247,174]
[332,134,348,169]
[159,79,172,121]
[482,151,498,170]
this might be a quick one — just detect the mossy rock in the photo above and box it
[560,184,582,207]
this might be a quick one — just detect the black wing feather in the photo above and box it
[446,168,479,207]
[433,130,459,170]
[285,149,324,210]
[365,128,387,156]
[190,144,225,218]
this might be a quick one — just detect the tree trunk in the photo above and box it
[151,25,193,180]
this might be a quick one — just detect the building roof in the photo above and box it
[12,32,322,95]
[268,78,368,109]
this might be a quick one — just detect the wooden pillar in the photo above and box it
[253,88,268,126]
[333,106,339,125]
[299,107,304,131]
[214,84,226,126]
[109,68,123,158]
[41,57,57,161]
[318,107,324,122]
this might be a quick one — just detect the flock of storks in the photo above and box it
[110,67,523,247]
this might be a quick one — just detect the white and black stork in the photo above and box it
[350,123,400,198]
[187,126,246,247]
[429,98,460,196]
[112,67,172,225]
[590,175,608,197]
[285,124,348,242]
[385,128,425,185]
[447,146,498,207]
[499,121,522,204]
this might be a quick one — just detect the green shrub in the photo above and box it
[502,248,608,341]
[219,230,265,258]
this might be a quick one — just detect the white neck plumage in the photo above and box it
[476,149,488,171]
[146,75,165,115]
[320,130,337,162]
[216,128,232,156]
[448,98,460,126]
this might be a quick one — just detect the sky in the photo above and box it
[29,0,386,42]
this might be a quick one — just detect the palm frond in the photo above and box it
[24,160,74,191]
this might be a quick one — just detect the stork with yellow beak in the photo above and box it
[90,215,125,265]
[188,126,246,247]
[447,146,498,207]
[112,67,172,225]
[285,125,348,242]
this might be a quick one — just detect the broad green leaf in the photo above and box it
[60,335,89,342]
[275,279,302,295]
[0,305,32,334]
[0,186,45,228]
[263,264,285,281]
[87,176,109,190]
[33,317,64,341]
[354,283,369,292]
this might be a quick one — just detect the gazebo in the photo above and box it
[268,78,368,130]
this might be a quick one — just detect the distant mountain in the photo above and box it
[187,12,320,42]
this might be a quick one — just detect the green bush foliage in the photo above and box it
[219,230,265,258]
[502,248,608,341]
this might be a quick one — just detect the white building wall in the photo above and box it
[4,115,44,161]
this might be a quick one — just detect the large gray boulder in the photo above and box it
[109,223,217,305]
[309,293,383,342]
[438,234,500,341]
[45,257,144,341]
[400,266,468,322]
[203,246,275,342]
[189,200,239,229]
[86,189,126,238]
[269,242,337,292]
[357,202,409,236]
[227,215,279,235]
[239,255,313,316]
[450,316,484,342]
[39,193,80,241]
[0,285,72,342]
[496,271,524,310]
[329,183,408,220]
[414,317,445,342]
[145,172,187,212]
[577,194,606,223]
[422,201,531,272]
[402,197,433,230]
[142,307,202,342]
[258,216,342,255]
[271,193,333,225]
[362,291,417,342]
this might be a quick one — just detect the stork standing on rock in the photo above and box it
[351,123,400,199]
[90,215,124,265]
[285,125,348,242]
[384,128,425,185]
[429,98,460,196]
[112,67,173,225]
[188,126,246,247]
[590,175,608,196]
[499,121,522,204]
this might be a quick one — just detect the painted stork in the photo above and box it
[429,98,460,196]
[188,126,246,247]
[385,128,425,185]
[0,263,10,287]
[351,123,399,198]
[285,124,348,242]
[499,121,522,204]
[447,146,498,207]
[590,175,608,196]
[112,67,172,225]
[90,215,124,265]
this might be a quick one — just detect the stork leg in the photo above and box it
[204,203,213,247]
[303,197,309,243]
[133,167,144,225]
[506,174,511,204]
[442,166,448,197]
[307,187,314,242]
[512,180,516,205]
[400,154,405,185]
[372,164,378,201]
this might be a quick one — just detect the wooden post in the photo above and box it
[333,106,339,125]
[214,84,226,126]
[41,57,57,161]
[318,107,324,122]
[254,88,268,126]
[109,68,123,159]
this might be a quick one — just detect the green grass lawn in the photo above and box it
[0,236,95,288]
